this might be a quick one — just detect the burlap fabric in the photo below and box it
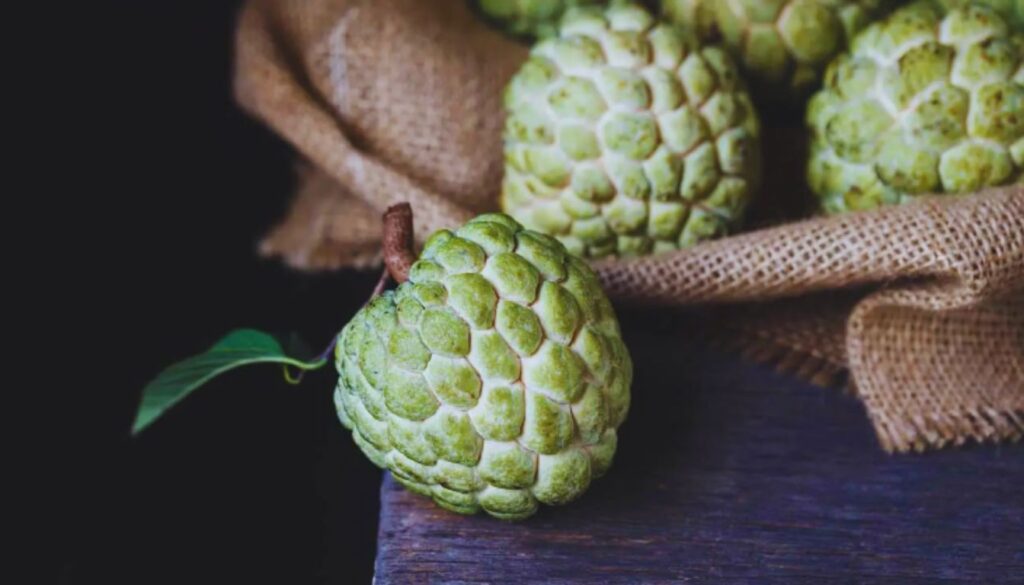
[235,0,1023,452]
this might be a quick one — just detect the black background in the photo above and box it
[52,2,382,583]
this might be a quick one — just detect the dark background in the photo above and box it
[53,2,382,583]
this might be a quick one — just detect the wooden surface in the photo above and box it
[373,315,1024,584]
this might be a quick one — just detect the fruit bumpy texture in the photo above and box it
[661,0,717,38]
[807,1,1024,213]
[334,213,632,519]
[501,1,762,259]
[478,0,609,38]
[707,0,893,96]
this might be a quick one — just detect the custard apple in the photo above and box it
[706,0,894,96]
[806,1,1024,213]
[500,1,762,259]
[334,213,632,519]
[478,0,609,38]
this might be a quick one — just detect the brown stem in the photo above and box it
[382,203,416,284]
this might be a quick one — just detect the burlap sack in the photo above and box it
[235,0,1023,452]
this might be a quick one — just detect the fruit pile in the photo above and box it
[332,0,1020,518]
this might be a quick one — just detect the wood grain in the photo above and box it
[373,312,1024,584]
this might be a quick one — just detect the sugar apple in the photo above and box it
[806,1,1024,213]
[478,0,609,38]
[705,0,894,96]
[500,1,762,259]
[334,213,632,519]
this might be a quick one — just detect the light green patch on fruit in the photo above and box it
[680,142,720,201]
[426,409,484,466]
[645,148,683,200]
[572,383,608,443]
[970,81,1024,143]
[647,200,688,240]
[596,67,651,109]
[616,235,653,256]
[352,429,388,469]
[648,24,687,70]
[659,105,709,154]
[825,99,893,163]
[559,125,601,161]
[522,390,575,454]
[434,460,483,493]
[469,329,521,383]
[478,486,538,520]
[548,76,608,121]
[939,140,1015,192]
[604,30,652,68]
[534,281,582,344]
[778,0,841,64]
[479,441,537,489]
[387,414,437,465]
[678,207,726,247]
[349,398,388,450]
[425,355,482,408]
[408,259,446,284]
[561,256,605,323]
[743,25,789,83]
[587,429,618,478]
[484,252,542,304]
[952,37,1019,88]
[571,165,617,202]
[532,449,591,505]
[602,112,659,160]
[888,42,954,108]
[646,68,685,113]
[704,176,750,218]
[903,84,969,151]
[383,368,439,421]
[516,230,567,281]
[431,484,481,515]
[716,127,754,176]
[572,326,613,382]
[434,234,487,274]
[387,327,431,372]
[526,146,572,187]
[420,229,455,259]
[389,450,432,485]
[523,340,586,403]
[603,193,648,234]
[506,56,558,104]
[445,273,498,329]
[470,384,526,441]
[876,135,941,194]
[607,158,652,200]
[701,91,741,136]
[679,52,716,105]
[830,55,878,99]
[561,190,602,219]
[505,101,555,145]
[419,308,471,357]
[410,281,447,307]
[942,3,1008,46]
[570,215,613,244]
[553,35,606,70]
[456,220,516,256]
[495,300,544,355]
[394,286,424,328]
[356,328,387,388]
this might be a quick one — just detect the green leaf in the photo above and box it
[132,329,330,435]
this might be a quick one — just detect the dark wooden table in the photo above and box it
[372,314,1024,584]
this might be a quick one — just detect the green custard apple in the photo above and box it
[807,1,1024,213]
[661,0,718,38]
[501,1,762,258]
[478,0,609,38]
[706,0,894,96]
[334,213,632,519]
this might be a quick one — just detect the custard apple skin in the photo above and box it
[478,0,609,38]
[500,1,762,259]
[806,1,1024,213]
[661,0,717,38]
[334,213,632,520]
[709,0,894,96]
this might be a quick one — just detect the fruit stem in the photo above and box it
[382,203,415,285]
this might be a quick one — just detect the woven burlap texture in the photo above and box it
[235,0,1024,453]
